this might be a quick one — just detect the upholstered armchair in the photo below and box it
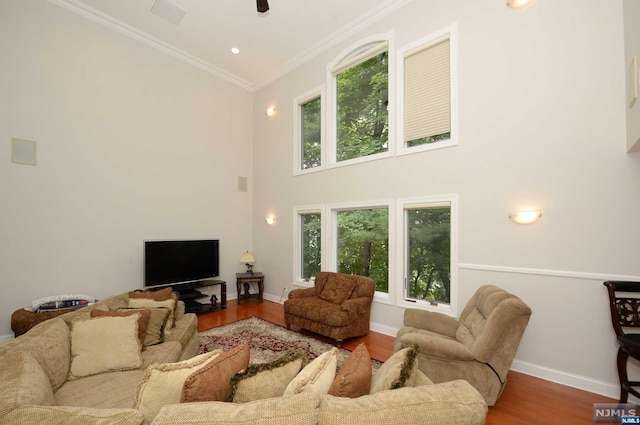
[394,285,531,405]
[284,272,375,347]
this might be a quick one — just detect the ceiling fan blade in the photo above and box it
[257,0,269,13]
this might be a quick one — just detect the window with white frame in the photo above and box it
[398,27,456,154]
[331,203,391,294]
[329,38,390,165]
[294,89,324,175]
[294,207,322,283]
[399,196,456,312]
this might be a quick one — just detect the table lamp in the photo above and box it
[240,252,255,274]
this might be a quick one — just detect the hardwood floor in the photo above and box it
[197,300,615,424]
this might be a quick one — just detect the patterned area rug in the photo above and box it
[198,316,381,371]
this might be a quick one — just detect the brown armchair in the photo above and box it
[393,285,531,405]
[284,272,376,347]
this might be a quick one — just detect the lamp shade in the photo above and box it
[240,252,255,264]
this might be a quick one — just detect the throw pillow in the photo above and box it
[129,287,174,301]
[181,343,250,402]
[117,308,170,346]
[369,344,420,394]
[284,347,338,396]
[228,349,306,403]
[134,350,222,424]
[91,309,150,348]
[318,273,357,304]
[128,298,176,329]
[69,315,142,379]
[328,342,372,398]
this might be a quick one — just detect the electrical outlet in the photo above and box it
[283,286,288,292]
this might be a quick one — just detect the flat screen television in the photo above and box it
[144,239,219,288]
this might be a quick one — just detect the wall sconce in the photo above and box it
[265,106,276,118]
[265,216,277,225]
[240,251,255,274]
[507,0,533,8]
[509,210,542,224]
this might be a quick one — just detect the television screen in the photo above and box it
[144,240,219,287]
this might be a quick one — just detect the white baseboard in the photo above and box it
[510,359,619,399]
[0,334,14,342]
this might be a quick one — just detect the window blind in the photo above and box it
[403,38,450,143]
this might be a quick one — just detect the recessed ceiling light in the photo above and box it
[231,47,240,54]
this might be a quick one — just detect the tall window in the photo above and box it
[331,39,390,165]
[294,88,324,175]
[294,207,322,283]
[400,197,456,309]
[398,27,456,154]
[335,206,389,293]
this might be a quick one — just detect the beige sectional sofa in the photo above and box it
[0,291,488,425]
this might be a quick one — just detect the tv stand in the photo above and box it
[153,280,226,314]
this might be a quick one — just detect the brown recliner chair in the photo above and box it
[394,284,531,405]
[284,272,375,347]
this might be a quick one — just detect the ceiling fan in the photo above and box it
[257,0,269,13]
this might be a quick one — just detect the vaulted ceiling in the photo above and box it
[50,0,413,90]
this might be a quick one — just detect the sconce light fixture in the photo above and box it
[509,210,542,224]
[265,216,277,225]
[265,106,276,117]
[506,0,533,8]
[240,251,255,274]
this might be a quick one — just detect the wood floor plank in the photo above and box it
[197,299,616,424]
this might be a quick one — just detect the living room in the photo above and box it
[2,0,640,408]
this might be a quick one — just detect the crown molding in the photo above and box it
[47,0,254,91]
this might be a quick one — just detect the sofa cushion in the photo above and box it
[0,349,55,416]
[283,297,350,327]
[370,345,420,393]
[318,273,357,304]
[128,298,176,329]
[141,341,183,368]
[3,405,145,425]
[328,342,372,398]
[134,350,222,424]
[91,308,150,348]
[12,317,71,391]
[55,369,146,409]
[129,287,174,301]
[69,315,142,379]
[163,310,197,349]
[152,392,320,425]
[229,349,306,403]
[284,347,337,396]
[319,380,487,425]
[181,343,250,403]
[118,307,170,346]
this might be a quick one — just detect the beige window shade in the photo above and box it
[404,38,450,143]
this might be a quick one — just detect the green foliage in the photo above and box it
[336,52,389,162]
[406,132,451,148]
[301,213,321,280]
[406,207,451,303]
[336,208,389,292]
[301,97,322,169]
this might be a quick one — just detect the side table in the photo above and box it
[236,272,264,303]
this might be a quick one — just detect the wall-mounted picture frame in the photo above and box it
[628,55,638,109]
[11,138,37,166]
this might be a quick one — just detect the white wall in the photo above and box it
[0,0,254,338]
[252,0,640,397]
[625,0,640,152]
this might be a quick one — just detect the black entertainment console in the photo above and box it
[150,279,226,314]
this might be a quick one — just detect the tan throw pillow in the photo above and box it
[134,350,222,424]
[229,349,306,403]
[117,308,169,346]
[69,315,142,379]
[328,343,372,398]
[284,347,337,396]
[128,298,176,329]
[91,309,150,348]
[181,343,250,403]
[318,274,357,304]
[369,345,420,394]
[129,287,174,301]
